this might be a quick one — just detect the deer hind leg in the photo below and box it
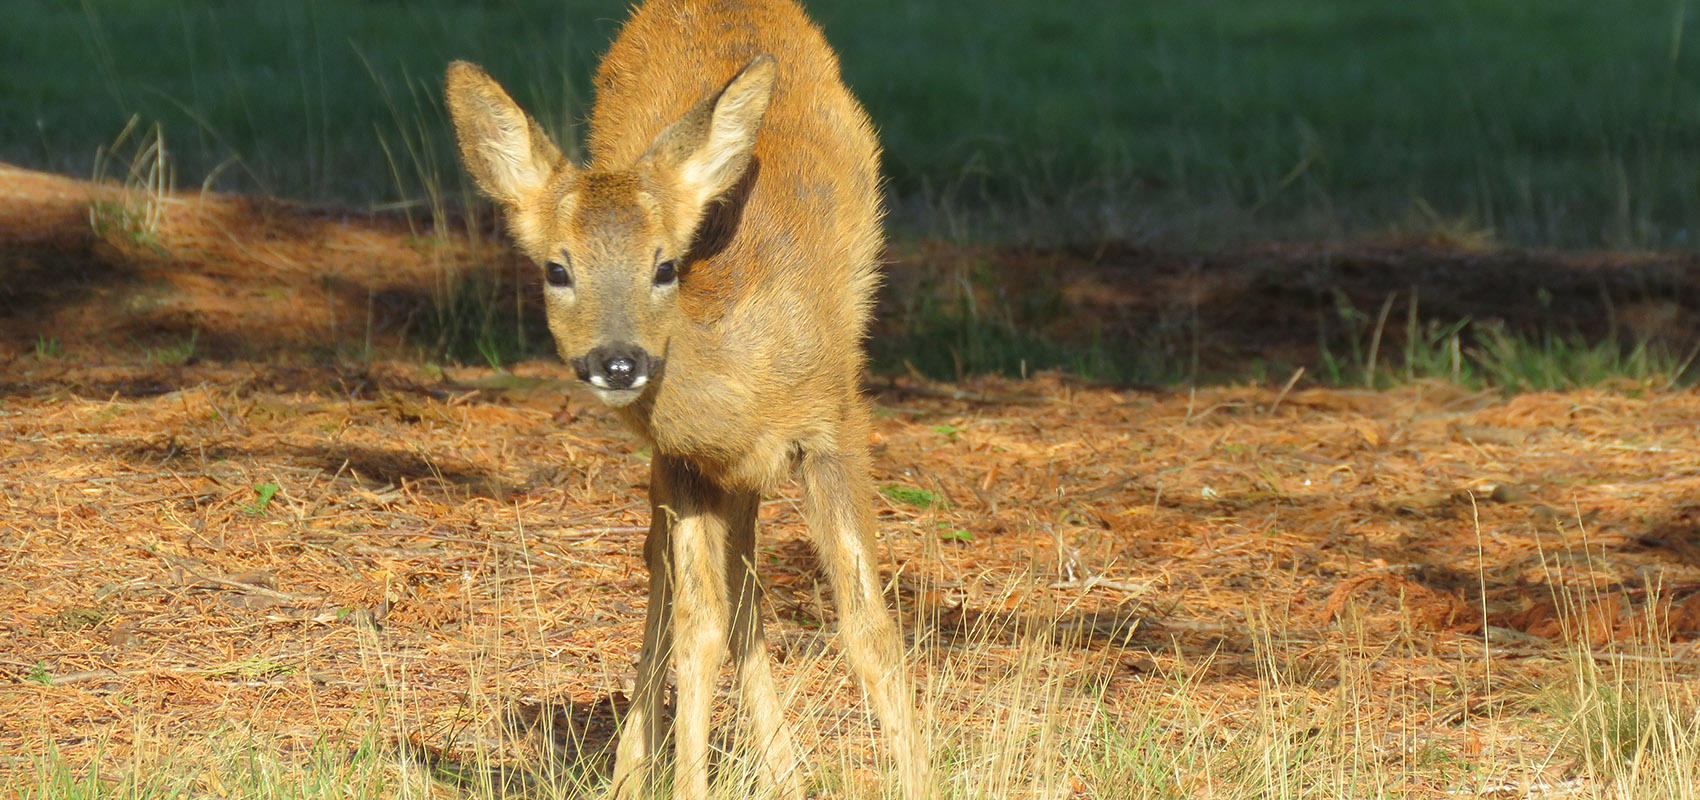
[612,460,680,800]
[800,448,934,800]
[724,490,803,799]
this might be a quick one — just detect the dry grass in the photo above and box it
[5,164,1700,798]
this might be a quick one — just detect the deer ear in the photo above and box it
[641,55,776,218]
[444,61,566,206]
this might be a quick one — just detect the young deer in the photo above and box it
[444,1,930,798]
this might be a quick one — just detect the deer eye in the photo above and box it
[544,261,572,287]
[653,259,679,287]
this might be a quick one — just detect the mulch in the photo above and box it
[4,163,1700,794]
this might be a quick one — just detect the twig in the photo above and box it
[1265,366,1305,417]
[48,669,121,686]
[1049,575,1153,595]
[136,545,314,602]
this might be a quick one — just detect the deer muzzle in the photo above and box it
[572,345,660,399]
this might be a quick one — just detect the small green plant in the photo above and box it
[1316,288,1398,388]
[88,199,158,247]
[938,527,973,542]
[212,657,296,680]
[1400,317,1472,384]
[39,604,113,634]
[1469,320,1698,391]
[141,331,198,366]
[244,482,280,515]
[26,662,51,686]
[881,484,942,508]
[31,335,63,361]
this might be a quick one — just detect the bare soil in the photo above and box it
[4,164,1700,795]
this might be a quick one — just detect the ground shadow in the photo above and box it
[0,233,138,328]
[762,537,1151,658]
[395,694,625,799]
[107,435,521,501]
[879,242,1700,382]
[0,361,464,402]
[399,692,784,800]
[288,442,523,500]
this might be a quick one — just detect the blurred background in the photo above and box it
[5,0,1699,248]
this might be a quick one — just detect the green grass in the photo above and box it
[824,0,1700,245]
[409,267,550,368]
[139,329,198,366]
[31,334,63,360]
[1316,292,1700,391]
[5,0,1700,247]
[876,258,1700,389]
[2,0,604,207]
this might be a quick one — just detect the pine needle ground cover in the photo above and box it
[5,165,1700,797]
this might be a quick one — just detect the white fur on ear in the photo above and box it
[644,55,778,215]
[444,61,565,206]
[683,56,777,204]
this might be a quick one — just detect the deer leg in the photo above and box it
[660,460,733,800]
[724,490,803,798]
[612,461,679,800]
[800,448,933,800]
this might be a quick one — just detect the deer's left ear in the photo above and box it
[640,55,776,223]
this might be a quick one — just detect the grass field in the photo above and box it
[5,0,1700,246]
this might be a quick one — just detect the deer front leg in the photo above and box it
[612,464,679,800]
[663,459,733,800]
[800,448,934,800]
[725,491,803,799]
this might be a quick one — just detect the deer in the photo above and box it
[443,1,931,798]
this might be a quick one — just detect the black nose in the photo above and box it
[604,356,635,385]
[573,345,655,391]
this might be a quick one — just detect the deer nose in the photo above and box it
[573,345,656,391]
[604,356,636,385]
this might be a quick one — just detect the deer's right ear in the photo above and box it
[639,55,777,230]
[444,61,565,207]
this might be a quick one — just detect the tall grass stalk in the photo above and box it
[88,115,172,249]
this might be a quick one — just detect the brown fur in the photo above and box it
[443,2,930,798]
